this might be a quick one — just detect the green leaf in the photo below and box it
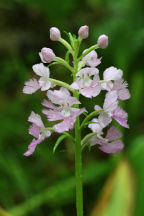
[65,51,70,63]
[53,135,68,153]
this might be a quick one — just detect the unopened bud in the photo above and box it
[50,27,61,41]
[39,48,56,63]
[78,25,89,39]
[97,34,108,49]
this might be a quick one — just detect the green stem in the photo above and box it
[48,78,74,93]
[55,57,74,73]
[73,51,83,215]
[80,109,103,130]
[74,91,83,216]
[58,38,73,53]
[78,44,99,61]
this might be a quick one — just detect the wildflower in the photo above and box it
[78,25,89,39]
[50,27,61,41]
[94,90,129,128]
[42,87,86,133]
[71,67,101,98]
[88,126,124,153]
[39,47,56,63]
[101,66,123,91]
[82,50,101,68]
[23,63,55,94]
[97,34,108,49]
[32,63,55,91]
[24,112,51,156]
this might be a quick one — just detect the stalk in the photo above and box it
[73,50,83,216]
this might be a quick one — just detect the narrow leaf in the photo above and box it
[53,135,68,153]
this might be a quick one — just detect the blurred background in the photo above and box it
[0,0,144,215]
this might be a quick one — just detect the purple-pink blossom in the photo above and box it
[24,112,51,156]
[23,63,55,94]
[71,67,101,98]
[42,87,86,133]
[88,126,124,154]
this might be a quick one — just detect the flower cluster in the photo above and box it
[23,25,130,156]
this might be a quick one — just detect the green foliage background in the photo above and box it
[0,0,144,215]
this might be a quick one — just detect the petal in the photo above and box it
[82,51,101,67]
[42,99,58,110]
[23,78,40,94]
[103,66,123,81]
[106,126,122,141]
[39,78,51,91]
[88,135,98,146]
[42,109,63,121]
[29,124,40,138]
[98,112,112,128]
[24,138,43,156]
[99,140,124,154]
[32,63,50,77]
[103,91,118,113]
[88,118,103,133]
[77,67,99,77]
[112,79,130,100]
[112,106,129,128]
[28,111,44,128]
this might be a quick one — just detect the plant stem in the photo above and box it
[73,47,83,215]
[74,91,83,216]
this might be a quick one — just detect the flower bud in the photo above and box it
[50,27,61,41]
[97,34,108,49]
[39,47,56,63]
[78,25,89,39]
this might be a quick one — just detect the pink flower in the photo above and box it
[42,87,86,133]
[32,63,55,91]
[78,25,89,39]
[70,67,101,98]
[88,126,124,154]
[24,112,51,156]
[112,79,130,100]
[97,34,108,49]
[101,67,123,91]
[50,27,61,41]
[82,50,101,68]
[39,47,56,63]
[23,63,55,94]
[23,78,40,94]
[94,91,129,128]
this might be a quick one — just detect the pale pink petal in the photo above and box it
[23,79,40,94]
[32,63,50,77]
[42,109,63,121]
[82,51,101,67]
[29,124,40,138]
[106,126,122,141]
[88,118,103,133]
[39,77,52,91]
[112,79,130,100]
[112,106,129,128]
[98,112,112,128]
[42,99,58,110]
[24,138,43,156]
[103,67,123,81]
[28,111,44,128]
[103,91,118,113]
[99,140,124,154]
[94,105,102,110]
